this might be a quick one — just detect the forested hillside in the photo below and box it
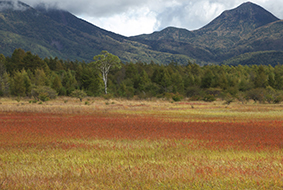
[1,49,283,103]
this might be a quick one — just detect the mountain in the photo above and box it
[131,2,283,64]
[0,1,283,65]
[197,2,279,36]
[0,1,191,63]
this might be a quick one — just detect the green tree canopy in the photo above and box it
[91,51,121,94]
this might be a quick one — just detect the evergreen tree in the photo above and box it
[0,54,6,77]
[61,70,78,95]
[151,66,172,93]
[11,70,26,96]
[21,52,46,72]
[171,72,184,94]
[34,69,50,86]
[274,65,283,90]
[6,48,25,73]
[22,70,31,96]
[137,69,150,93]
[201,70,214,88]
[0,72,10,97]
[51,73,63,93]
[254,65,268,88]
[80,66,103,96]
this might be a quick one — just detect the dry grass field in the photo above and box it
[1,97,283,189]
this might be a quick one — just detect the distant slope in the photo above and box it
[222,51,283,66]
[129,27,215,63]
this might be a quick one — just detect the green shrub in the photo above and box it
[39,92,50,102]
[70,89,87,102]
[203,94,216,102]
[15,96,21,102]
[31,86,57,101]
[246,88,266,103]
[190,95,202,101]
[186,87,202,97]
[205,88,222,97]
[274,95,283,104]
[172,93,183,102]
[103,93,113,100]
[164,93,173,100]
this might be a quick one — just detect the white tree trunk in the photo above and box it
[102,72,108,94]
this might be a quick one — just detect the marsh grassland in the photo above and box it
[1,97,283,189]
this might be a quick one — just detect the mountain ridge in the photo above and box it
[0,1,283,65]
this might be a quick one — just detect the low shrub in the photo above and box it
[172,93,183,102]
[39,92,50,102]
[203,94,216,102]
[70,89,87,102]
[31,86,57,101]
[103,93,113,100]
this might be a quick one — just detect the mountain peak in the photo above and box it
[226,1,279,26]
[198,2,279,36]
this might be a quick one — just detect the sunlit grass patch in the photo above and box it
[1,138,283,189]
[1,99,283,188]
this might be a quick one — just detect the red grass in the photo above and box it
[1,112,283,151]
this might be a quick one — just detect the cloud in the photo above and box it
[6,0,283,36]
[0,0,29,11]
[81,7,157,36]
[154,0,228,31]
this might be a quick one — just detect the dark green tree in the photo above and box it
[137,69,150,93]
[21,52,46,72]
[61,70,78,95]
[34,69,50,87]
[11,70,30,97]
[0,72,10,97]
[171,72,184,94]
[51,73,63,93]
[254,65,268,88]
[152,66,172,93]
[201,70,214,88]
[0,54,6,77]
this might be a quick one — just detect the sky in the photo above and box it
[8,0,283,36]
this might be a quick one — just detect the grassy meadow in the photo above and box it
[1,97,283,189]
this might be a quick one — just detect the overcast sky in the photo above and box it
[18,0,283,36]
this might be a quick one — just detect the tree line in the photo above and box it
[1,48,283,103]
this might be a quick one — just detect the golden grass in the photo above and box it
[1,97,283,121]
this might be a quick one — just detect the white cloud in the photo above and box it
[0,0,29,11]
[17,0,283,36]
[80,7,157,36]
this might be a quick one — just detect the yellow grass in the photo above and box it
[1,97,282,121]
